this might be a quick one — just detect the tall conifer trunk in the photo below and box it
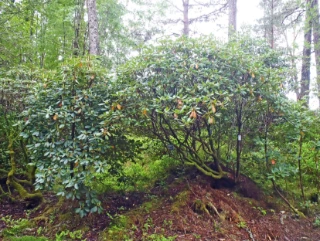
[182,0,189,36]
[311,0,320,102]
[87,0,100,55]
[228,0,237,38]
[73,0,85,56]
[300,0,312,103]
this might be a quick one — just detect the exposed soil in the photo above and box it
[1,172,320,241]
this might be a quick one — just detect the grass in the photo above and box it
[6,236,49,241]
[1,216,33,238]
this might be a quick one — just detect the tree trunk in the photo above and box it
[300,0,312,103]
[311,0,320,102]
[298,130,305,200]
[182,0,189,36]
[87,0,100,55]
[235,100,242,181]
[73,0,85,56]
[270,0,274,48]
[228,0,237,38]
[264,104,270,170]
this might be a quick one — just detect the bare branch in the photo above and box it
[189,3,228,24]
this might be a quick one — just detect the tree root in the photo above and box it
[272,180,305,218]
[192,199,222,220]
[33,197,64,224]
[33,215,49,224]
[0,169,8,175]
[185,161,226,179]
[7,177,43,208]
[0,184,9,200]
[206,201,221,218]
[14,177,33,188]
[244,227,256,241]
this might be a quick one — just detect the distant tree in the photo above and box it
[87,0,100,55]
[311,0,320,101]
[228,0,237,38]
[93,0,170,68]
[258,0,285,49]
[300,0,312,102]
[73,0,86,57]
[163,0,228,36]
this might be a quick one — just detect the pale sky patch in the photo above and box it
[238,0,263,27]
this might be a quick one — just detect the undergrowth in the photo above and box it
[88,138,181,193]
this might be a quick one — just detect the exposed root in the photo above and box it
[33,197,64,224]
[0,184,8,199]
[192,199,221,220]
[185,161,226,179]
[0,183,5,194]
[206,201,221,218]
[244,227,256,241]
[8,178,43,208]
[33,215,49,224]
[272,180,305,218]
[14,177,33,188]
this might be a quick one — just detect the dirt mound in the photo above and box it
[111,174,319,241]
[1,172,320,241]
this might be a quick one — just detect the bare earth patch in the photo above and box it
[1,173,320,241]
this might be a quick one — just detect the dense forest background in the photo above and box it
[1,0,320,240]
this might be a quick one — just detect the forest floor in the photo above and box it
[1,171,320,241]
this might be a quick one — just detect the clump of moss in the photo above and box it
[7,236,49,241]
[1,216,33,238]
[171,190,190,213]
[192,199,207,214]
[99,214,134,241]
[141,199,162,213]
[100,197,164,240]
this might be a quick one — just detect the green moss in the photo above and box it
[171,190,190,213]
[99,198,164,240]
[6,236,49,241]
[141,200,161,213]
[59,212,74,222]
[1,216,33,238]
[6,135,43,206]
[99,214,133,241]
[34,197,64,224]
[78,226,89,233]
[193,199,207,214]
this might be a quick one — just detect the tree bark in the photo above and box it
[228,0,237,38]
[182,0,189,36]
[298,130,305,200]
[87,0,100,55]
[300,0,312,103]
[270,0,274,48]
[73,0,85,56]
[235,100,242,181]
[311,0,320,102]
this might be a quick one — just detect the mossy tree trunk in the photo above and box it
[4,130,43,207]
